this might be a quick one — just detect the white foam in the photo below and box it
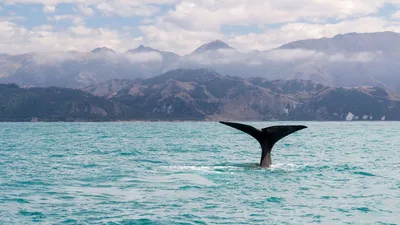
[162,164,306,173]
[269,163,306,172]
[161,165,231,173]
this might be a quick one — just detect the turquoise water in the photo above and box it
[1,122,399,224]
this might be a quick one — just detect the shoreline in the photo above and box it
[0,119,397,123]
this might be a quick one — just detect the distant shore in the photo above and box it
[0,119,395,123]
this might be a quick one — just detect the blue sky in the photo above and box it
[1,0,400,55]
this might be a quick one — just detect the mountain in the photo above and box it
[190,40,236,54]
[0,45,183,88]
[2,68,400,122]
[2,32,400,93]
[278,31,400,53]
[82,69,400,121]
[0,83,139,122]
[127,45,180,59]
[169,32,400,93]
[273,31,400,91]
[81,79,137,99]
[91,47,116,54]
[0,50,164,88]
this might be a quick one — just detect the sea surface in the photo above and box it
[0,122,399,224]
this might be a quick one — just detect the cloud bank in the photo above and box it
[1,0,400,55]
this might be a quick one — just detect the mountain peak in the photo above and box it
[126,45,181,58]
[90,47,116,54]
[192,40,235,54]
[127,45,158,53]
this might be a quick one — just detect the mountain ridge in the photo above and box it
[2,68,400,121]
[81,68,400,121]
[2,32,400,92]
[277,31,400,52]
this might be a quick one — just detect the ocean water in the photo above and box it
[0,122,399,225]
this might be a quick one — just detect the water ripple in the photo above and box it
[1,121,399,224]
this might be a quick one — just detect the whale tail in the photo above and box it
[219,121,307,167]
[219,121,307,148]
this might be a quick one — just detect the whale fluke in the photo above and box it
[219,121,307,167]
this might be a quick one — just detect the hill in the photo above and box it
[82,69,400,121]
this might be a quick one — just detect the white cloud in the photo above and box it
[75,4,94,16]
[0,21,141,54]
[139,23,224,55]
[392,11,400,19]
[96,2,160,17]
[125,52,164,63]
[68,25,93,35]
[3,0,400,55]
[32,25,53,31]
[228,17,400,52]
[260,49,324,62]
[47,14,84,25]
[3,0,180,17]
[31,51,84,64]
[135,16,400,55]
[4,14,400,56]
[161,0,388,31]
[328,52,381,62]
[2,0,179,5]
[184,48,244,65]
[0,15,25,22]
[127,1,400,55]
[43,5,56,13]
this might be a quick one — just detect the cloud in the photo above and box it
[5,15,400,56]
[31,51,84,64]
[28,49,164,66]
[32,25,53,31]
[259,49,324,62]
[47,14,84,25]
[2,0,179,5]
[125,52,164,63]
[135,16,400,55]
[228,17,400,52]
[43,5,56,13]
[179,48,381,68]
[392,11,400,19]
[184,48,244,65]
[2,0,180,18]
[3,0,400,56]
[328,52,382,62]
[4,0,400,91]
[0,15,25,22]
[161,0,387,31]
[0,21,141,54]
[96,2,160,17]
[75,4,94,16]
[139,23,225,55]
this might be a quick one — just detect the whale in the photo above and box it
[219,121,307,168]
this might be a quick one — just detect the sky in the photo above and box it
[1,0,400,55]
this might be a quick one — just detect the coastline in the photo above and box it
[0,118,396,123]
